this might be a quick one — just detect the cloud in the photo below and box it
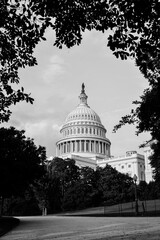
[42,55,65,84]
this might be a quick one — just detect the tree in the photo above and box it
[1,0,159,122]
[0,126,46,214]
[47,157,80,212]
[96,165,133,205]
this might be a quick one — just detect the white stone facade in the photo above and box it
[56,84,152,183]
[97,151,145,183]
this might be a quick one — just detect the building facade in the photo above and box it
[56,84,147,183]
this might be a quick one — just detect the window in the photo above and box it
[82,128,84,134]
[128,165,131,168]
[121,165,124,169]
[86,128,88,134]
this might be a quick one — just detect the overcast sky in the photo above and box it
[3,29,151,158]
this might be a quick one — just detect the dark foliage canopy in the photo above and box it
[39,158,134,213]
[0,0,159,122]
[0,127,46,199]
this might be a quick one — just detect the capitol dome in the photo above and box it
[56,84,111,160]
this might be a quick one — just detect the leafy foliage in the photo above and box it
[96,165,134,205]
[37,159,134,213]
[1,0,160,123]
[0,127,46,199]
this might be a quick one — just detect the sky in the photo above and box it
[3,28,151,158]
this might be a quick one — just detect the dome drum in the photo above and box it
[56,138,111,159]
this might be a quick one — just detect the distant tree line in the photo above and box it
[0,127,159,216]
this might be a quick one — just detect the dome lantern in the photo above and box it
[79,83,88,106]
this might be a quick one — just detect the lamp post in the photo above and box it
[133,174,138,216]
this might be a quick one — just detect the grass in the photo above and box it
[0,199,160,236]
[62,199,160,217]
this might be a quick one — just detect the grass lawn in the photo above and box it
[62,199,160,217]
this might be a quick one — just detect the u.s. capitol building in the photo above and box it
[55,84,153,183]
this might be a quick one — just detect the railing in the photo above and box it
[104,199,160,216]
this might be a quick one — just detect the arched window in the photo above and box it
[77,128,80,134]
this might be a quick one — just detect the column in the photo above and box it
[94,141,96,153]
[73,141,75,152]
[64,142,66,153]
[61,143,63,154]
[98,141,100,153]
[84,140,86,152]
[81,140,84,152]
[68,141,70,153]
[102,142,104,154]
[77,140,79,152]
[75,140,78,152]
[89,141,92,152]
[103,143,106,155]
[79,140,81,152]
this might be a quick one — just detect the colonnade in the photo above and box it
[57,139,110,156]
